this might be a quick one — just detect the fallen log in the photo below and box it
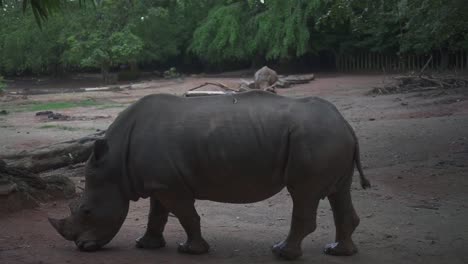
[1,130,105,173]
[0,160,76,213]
[276,74,315,88]
[239,74,315,90]
[0,131,106,213]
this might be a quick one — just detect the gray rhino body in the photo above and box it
[50,90,370,260]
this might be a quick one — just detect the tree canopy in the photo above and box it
[0,0,467,77]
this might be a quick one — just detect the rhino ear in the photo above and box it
[92,139,109,162]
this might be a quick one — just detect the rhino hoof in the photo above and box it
[76,240,102,252]
[177,239,210,255]
[324,241,358,256]
[136,234,166,249]
[272,241,302,260]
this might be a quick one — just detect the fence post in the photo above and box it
[431,52,435,71]
[366,53,369,70]
[345,55,348,72]
[385,54,390,71]
[360,53,364,70]
[402,55,407,72]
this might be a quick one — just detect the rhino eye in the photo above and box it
[83,209,92,216]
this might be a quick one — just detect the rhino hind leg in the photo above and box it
[324,186,360,256]
[159,197,210,255]
[136,196,169,249]
[272,189,320,260]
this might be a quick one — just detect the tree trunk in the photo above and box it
[440,49,449,70]
[129,60,138,72]
[101,61,111,84]
[1,131,105,173]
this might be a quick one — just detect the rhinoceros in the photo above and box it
[49,90,370,260]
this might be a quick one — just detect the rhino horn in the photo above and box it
[48,217,76,241]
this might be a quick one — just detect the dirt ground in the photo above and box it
[0,73,467,264]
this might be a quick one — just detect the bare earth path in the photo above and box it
[1,73,467,264]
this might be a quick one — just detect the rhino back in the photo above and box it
[107,91,354,202]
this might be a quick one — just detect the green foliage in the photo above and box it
[0,3,67,75]
[399,0,468,52]
[1,0,467,73]
[131,7,181,62]
[190,2,250,63]
[61,1,144,79]
[163,67,180,79]
[323,0,468,54]
[1,0,92,27]
[250,1,320,59]
[190,1,323,63]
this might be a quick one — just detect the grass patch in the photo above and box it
[96,103,127,110]
[38,125,82,131]
[28,99,99,112]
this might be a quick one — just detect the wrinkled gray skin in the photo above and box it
[49,90,370,260]
[254,66,278,93]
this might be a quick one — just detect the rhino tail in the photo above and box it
[354,140,371,189]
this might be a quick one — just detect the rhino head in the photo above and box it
[49,139,129,251]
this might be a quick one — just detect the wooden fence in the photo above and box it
[336,51,467,72]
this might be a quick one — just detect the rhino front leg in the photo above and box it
[324,186,360,256]
[136,196,169,249]
[272,189,320,260]
[160,197,209,255]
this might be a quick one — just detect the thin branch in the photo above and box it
[419,55,433,77]
[188,82,238,92]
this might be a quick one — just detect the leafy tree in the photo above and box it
[1,0,467,73]
[131,6,181,63]
[0,3,67,75]
[190,2,251,64]
[65,1,144,81]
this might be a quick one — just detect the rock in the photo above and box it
[254,66,278,90]
[48,112,70,120]
[109,86,122,91]
[35,111,71,121]
[35,111,54,116]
